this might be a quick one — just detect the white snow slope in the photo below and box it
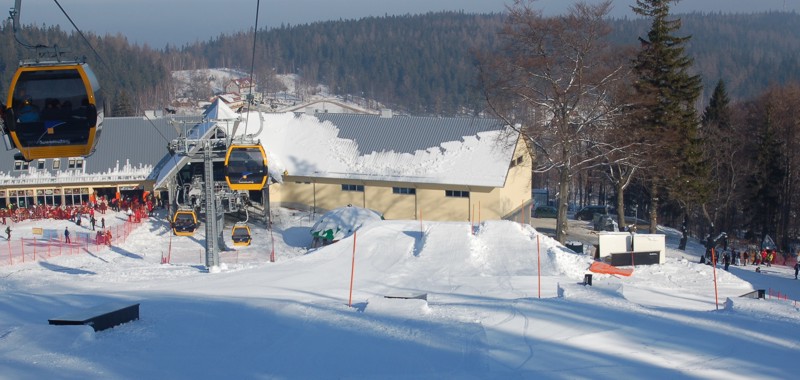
[0,208,798,379]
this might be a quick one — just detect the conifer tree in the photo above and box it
[631,0,704,234]
[746,100,784,242]
[700,80,740,238]
[111,90,135,117]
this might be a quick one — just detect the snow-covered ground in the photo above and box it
[1,207,798,379]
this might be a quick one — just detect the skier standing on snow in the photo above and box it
[5,226,10,240]
[64,226,70,243]
[723,251,731,271]
[794,261,799,280]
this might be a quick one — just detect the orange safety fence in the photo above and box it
[767,288,800,309]
[0,221,138,267]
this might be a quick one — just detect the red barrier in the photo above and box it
[0,221,140,267]
[768,288,799,310]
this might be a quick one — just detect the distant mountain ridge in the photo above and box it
[183,11,800,114]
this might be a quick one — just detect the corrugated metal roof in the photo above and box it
[0,116,196,180]
[314,113,505,155]
[1,112,516,189]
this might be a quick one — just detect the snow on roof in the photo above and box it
[203,98,239,121]
[244,112,518,187]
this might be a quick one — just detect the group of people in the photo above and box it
[17,95,91,125]
[63,225,112,246]
[702,247,786,269]
[701,245,800,278]
[1,203,100,224]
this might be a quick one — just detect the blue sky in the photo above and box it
[19,0,798,47]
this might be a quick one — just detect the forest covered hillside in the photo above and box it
[1,11,798,115]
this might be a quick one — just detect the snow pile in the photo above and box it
[310,206,383,242]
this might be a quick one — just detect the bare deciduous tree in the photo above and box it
[479,0,634,242]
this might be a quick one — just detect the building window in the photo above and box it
[510,156,524,168]
[392,187,416,195]
[445,190,470,198]
[53,159,60,170]
[37,160,46,170]
[341,184,364,192]
[68,158,84,169]
[13,161,29,171]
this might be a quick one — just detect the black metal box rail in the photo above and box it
[610,251,660,266]
[48,302,140,332]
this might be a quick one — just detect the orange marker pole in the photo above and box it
[348,231,358,307]
[711,247,719,310]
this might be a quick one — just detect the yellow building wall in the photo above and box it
[270,136,532,222]
[411,188,469,221]
[365,187,417,220]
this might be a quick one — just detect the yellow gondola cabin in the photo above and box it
[231,224,252,246]
[3,62,104,161]
[172,210,198,236]
[224,144,268,191]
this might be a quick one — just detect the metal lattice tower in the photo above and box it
[203,141,220,268]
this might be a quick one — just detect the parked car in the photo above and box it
[532,205,558,218]
[574,205,614,221]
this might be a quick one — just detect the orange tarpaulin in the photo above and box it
[589,261,634,276]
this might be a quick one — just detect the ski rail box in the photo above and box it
[49,302,140,332]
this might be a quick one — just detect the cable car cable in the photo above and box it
[51,0,108,69]
[242,0,261,137]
